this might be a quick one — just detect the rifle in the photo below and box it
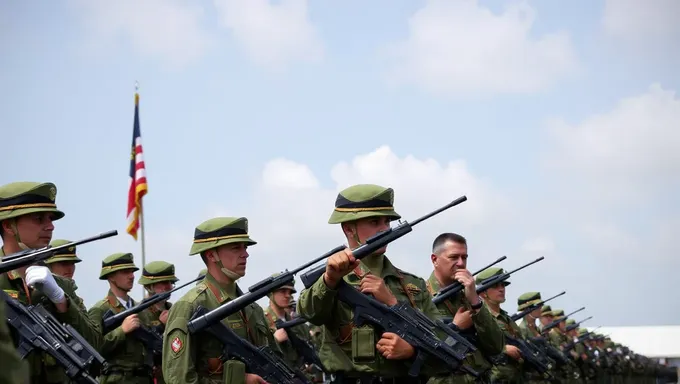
[563,327,600,352]
[510,291,566,321]
[565,316,592,332]
[275,317,326,372]
[504,334,553,376]
[297,197,479,377]
[474,257,545,294]
[432,256,507,305]
[0,230,118,273]
[539,307,585,335]
[190,306,311,384]
[3,290,105,383]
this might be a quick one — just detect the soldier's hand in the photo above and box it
[453,269,479,309]
[376,332,415,360]
[159,310,169,324]
[360,273,397,306]
[121,314,142,334]
[504,345,522,360]
[323,248,360,289]
[245,373,268,384]
[274,328,288,343]
[452,307,473,330]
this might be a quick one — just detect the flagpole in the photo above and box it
[135,81,148,299]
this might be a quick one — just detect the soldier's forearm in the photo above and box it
[297,277,338,325]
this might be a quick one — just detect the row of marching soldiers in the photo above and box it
[0,181,677,384]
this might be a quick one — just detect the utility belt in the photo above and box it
[329,372,428,384]
[102,365,153,378]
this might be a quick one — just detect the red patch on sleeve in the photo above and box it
[171,337,183,353]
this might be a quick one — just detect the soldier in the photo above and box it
[45,239,87,311]
[297,183,447,381]
[537,306,553,331]
[88,252,154,383]
[161,217,278,384]
[516,292,550,384]
[426,232,505,383]
[138,261,179,384]
[0,181,102,382]
[0,298,29,384]
[263,274,322,382]
[546,309,579,384]
[475,267,525,384]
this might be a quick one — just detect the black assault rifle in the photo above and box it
[539,307,586,335]
[3,290,105,384]
[510,291,566,321]
[190,306,311,384]
[276,317,326,373]
[432,256,508,305]
[299,196,480,377]
[0,230,118,273]
[566,316,592,332]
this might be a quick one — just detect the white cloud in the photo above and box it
[547,83,680,199]
[383,0,578,96]
[73,0,213,69]
[213,0,323,70]
[602,0,680,46]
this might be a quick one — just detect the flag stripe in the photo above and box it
[126,93,148,240]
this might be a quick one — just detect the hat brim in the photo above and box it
[138,275,180,285]
[99,265,139,280]
[189,236,257,256]
[45,256,82,264]
[0,207,65,222]
[328,209,401,225]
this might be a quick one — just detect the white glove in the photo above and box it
[25,265,65,304]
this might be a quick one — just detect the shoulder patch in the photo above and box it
[184,284,208,304]
[171,336,183,353]
[3,289,19,299]
[404,283,421,294]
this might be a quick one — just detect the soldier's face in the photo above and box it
[432,240,468,280]
[216,242,249,277]
[150,281,174,294]
[530,307,542,318]
[347,217,391,253]
[4,213,55,248]
[558,321,566,331]
[50,261,76,279]
[484,283,506,303]
[540,315,552,325]
[273,288,292,309]
[111,269,135,291]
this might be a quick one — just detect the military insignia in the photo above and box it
[405,283,421,293]
[3,290,19,299]
[229,321,243,329]
[48,186,57,201]
[68,246,75,252]
[171,337,183,353]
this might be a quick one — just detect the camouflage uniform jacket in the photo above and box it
[425,272,505,384]
[161,272,279,384]
[88,290,154,383]
[0,251,102,384]
[298,255,448,378]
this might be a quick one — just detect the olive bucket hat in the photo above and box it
[551,309,566,322]
[517,291,542,311]
[99,252,139,280]
[0,182,65,222]
[45,239,82,264]
[138,261,179,285]
[189,217,256,255]
[270,272,296,294]
[541,305,553,316]
[328,184,401,224]
[475,267,511,286]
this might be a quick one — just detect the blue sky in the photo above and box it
[1,0,678,327]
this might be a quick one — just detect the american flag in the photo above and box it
[126,91,148,240]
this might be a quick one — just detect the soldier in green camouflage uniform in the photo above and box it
[263,274,324,382]
[0,298,29,384]
[161,217,279,384]
[426,233,505,384]
[88,253,154,383]
[298,184,449,382]
[0,181,102,383]
[44,239,87,312]
[138,261,180,384]
[475,267,525,384]
[546,309,579,384]
[516,292,551,384]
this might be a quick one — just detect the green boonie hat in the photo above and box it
[517,291,541,311]
[138,261,179,285]
[0,182,65,222]
[551,309,566,321]
[99,252,139,280]
[44,239,82,264]
[475,267,511,286]
[189,217,256,256]
[328,184,401,224]
[578,328,588,336]
[566,319,576,326]
[540,305,553,315]
[271,272,296,294]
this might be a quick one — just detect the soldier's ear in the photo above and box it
[341,223,354,237]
